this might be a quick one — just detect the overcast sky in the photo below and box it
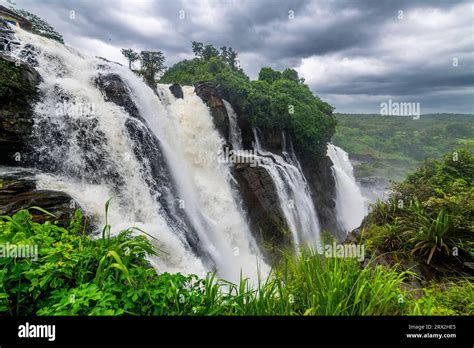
[7,0,474,113]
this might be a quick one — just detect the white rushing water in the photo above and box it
[222,99,243,149]
[327,144,367,232]
[253,130,322,250]
[8,25,366,280]
[222,100,322,250]
[10,27,266,282]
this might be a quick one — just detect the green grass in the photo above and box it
[3,147,473,318]
[0,207,457,316]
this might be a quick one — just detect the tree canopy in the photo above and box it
[121,48,139,69]
[160,42,335,159]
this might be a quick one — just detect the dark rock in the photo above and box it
[233,162,292,261]
[195,82,229,141]
[95,73,140,119]
[0,169,82,226]
[254,128,285,156]
[169,83,183,99]
[0,56,40,165]
[299,154,344,240]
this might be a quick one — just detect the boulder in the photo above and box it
[0,169,82,226]
[194,81,229,140]
[233,162,292,261]
[169,83,183,99]
[0,55,40,165]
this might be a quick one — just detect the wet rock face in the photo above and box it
[256,128,285,156]
[233,162,292,255]
[169,83,183,99]
[0,170,80,226]
[195,81,343,245]
[0,56,40,165]
[194,82,292,260]
[95,73,140,119]
[299,154,344,240]
[195,81,230,141]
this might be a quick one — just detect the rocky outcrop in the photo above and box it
[169,83,183,99]
[0,169,82,226]
[195,81,343,245]
[299,155,344,240]
[95,73,140,118]
[233,162,292,260]
[195,82,230,141]
[194,82,293,260]
[0,55,40,165]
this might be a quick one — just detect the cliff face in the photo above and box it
[299,154,343,240]
[195,81,343,255]
[0,55,39,165]
[0,54,342,253]
[195,82,292,260]
[0,55,83,224]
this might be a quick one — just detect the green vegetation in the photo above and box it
[362,149,473,268]
[120,48,139,69]
[121,48,166,88]
[333,113,474,180]
[160,42,336,158]
[0,208,426,315]
[2,175,472,316]
[0,58,36,106]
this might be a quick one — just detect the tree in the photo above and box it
[282,68,304,83]
[191,41,204,58]
[201,44,219,61]
[121,48,139,69]
[258,67,282,84]
[139,51,166,88]
[220,46,239,70]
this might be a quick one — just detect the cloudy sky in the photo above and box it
[7,0,474,113]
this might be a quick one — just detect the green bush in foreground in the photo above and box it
[363,149,474,271]
[3,207,466,316]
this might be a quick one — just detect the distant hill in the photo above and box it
[333,113,474,180]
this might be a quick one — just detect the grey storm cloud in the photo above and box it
[11,0,474,114]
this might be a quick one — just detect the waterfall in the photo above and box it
[253,130,322,250]
[222,98,322,250]
[222,99,242,149]
[327,144,367,232]
[10,27,266,282]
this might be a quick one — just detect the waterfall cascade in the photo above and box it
[327,144,367,232]
[10,27,265,282]
[252,130,322,250]
[5,27,368,280]
[222,101,322,250]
